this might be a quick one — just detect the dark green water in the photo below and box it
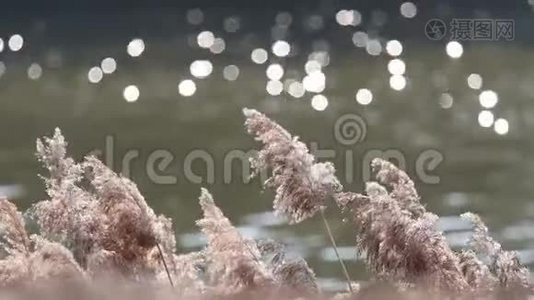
[1,9,534,289]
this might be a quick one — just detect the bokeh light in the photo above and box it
[352,31,368,48]
[400,2,417,18]
[8,34,23,52]
[275,12,293,27]
[266,80,283,96]
[311,94,328,111]
[446,41,463,58]
[123,85,140,102]
[308,51,330,67]
[303,71,326,93]
[223,65,239,81]
[251,48,268,64]
[335,10,361,26]
[209,38,225,54]
[386,40,403,56]
[127,38,145,57]
[467,73,483,89]
[223,16,241,33]
[366,39,382,56]
[87,66,103,83]
[186,9,204,25]
[197,31,215,49]
[305,60,322,74]
[101,57,117,74]
[27,63,42,80]
[266,64,284,81]
[178,79,197,97]
[494,118,509,135]
[389,75,407,90]
[356,88,373,105]
[272,40,291,57]
[478,110,494,128]
[288,81,305,98]
[190,60,213,79]
[479,90,499,108]
[387,59,406,75]
[439,93,454,109]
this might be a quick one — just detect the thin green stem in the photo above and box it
[156,243,174,287]
[320,208,353,293]
[130,198,174,287]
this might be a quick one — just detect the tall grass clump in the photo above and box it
[242,108,533,298]
[0,110,531,299]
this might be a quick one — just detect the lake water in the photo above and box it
[1,7,534,290]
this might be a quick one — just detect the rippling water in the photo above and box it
[1,6,534,289]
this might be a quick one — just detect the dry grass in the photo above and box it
[0,109,531,299]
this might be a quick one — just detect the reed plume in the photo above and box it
[168,252,206,295]
[462,212,531,291]
[83,156,176,277]
[0,198,30,256]
[371,158,425,218]
[28,235,85,282]
[0,254,29,287]
[196,188,274,294]
[335,182,469,292]
[0,198,30,286]
[258,239,319,294]
[0,236,86,286]
[243,108,353,292]
[34,128,106,265]
[457,249,497,293]
[33,128,176,283]
[243,108,342,224]
[0,198,85,286]
[195,189,322,295]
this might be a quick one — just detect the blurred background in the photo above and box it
[1,0,534,290]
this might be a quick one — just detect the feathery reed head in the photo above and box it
[243,108,341,224]
[196,188,274,293]
[28,235,85,282]
[462,212,531,290]
[457,249,497,293]
[371,158,425,218]
[31,129,177,281]
[169,252,206,295]
[0,198,31,287]
[258,239,319,294]
[36,128,83,193]
[84,156,163,261]
[0,198,86,286]
[0,198,30,256]
[33,129,106,264]
[336,179,469,291]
